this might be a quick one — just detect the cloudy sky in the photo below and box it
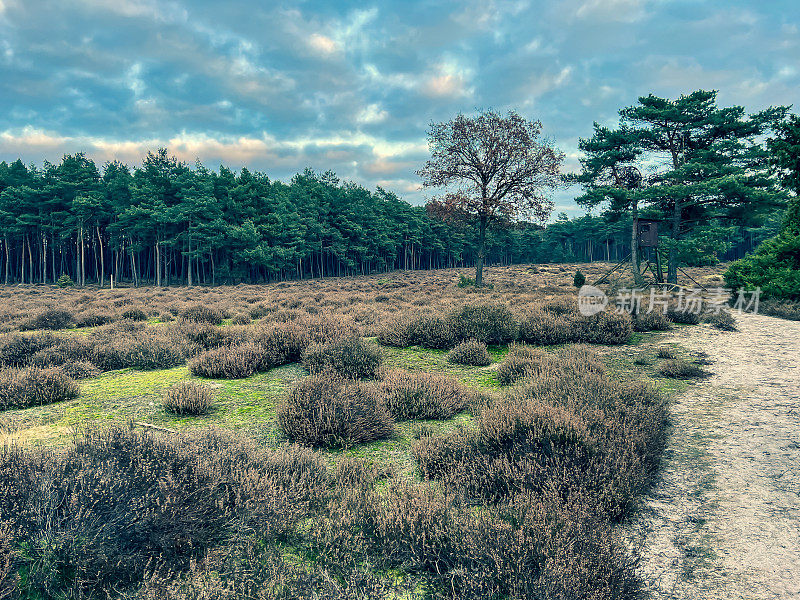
[0,0,797,216]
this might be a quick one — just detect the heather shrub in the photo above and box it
[0,427,330,598]
[89,328,186,371]
[656,346,677,359]
[163,381,214,415]
[496,347,552,385]
[0,367,79,409]
[121,307,148,321]
[180,305,224,325]
[302,336,382,379]
[408,314,457,349]
[518,309,573,345]
[633,311,671,332]
[178,322,232,349]
[577,311,633,344]
[657,359,707,378]
[231,313,251,325]
[20,309,74,331]
[447,339,492,366]
[759,298,800,321]
[189,343,272,379]
[254,321,311,363]
[380,369,473,420]
[378,315,412,348]
[75,312,115,327]
[703,310,737,331]
[59,361,101,380]
[278,370,394,448]
[666,307,701,324]
[448,304,518,345]
[159,312,174,322]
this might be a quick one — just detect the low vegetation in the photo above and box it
[163,381,214,415]
[0,263,738,598]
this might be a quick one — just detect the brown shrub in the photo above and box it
[180,305,224,325]
[447,339,492,366]
[121,307,149,321]
[0,367,79,409]
[448,304,518,345]
[231,313,251,325]
[302,336,382,379]
[188,343,273,379]
[408,314,457,349]
[657,359,707,378]
[278,370,394,448]
[518,309,573,345]
[59,361,101,380]
[163,381,214,415]
[380,370,473,420]
[0,426,329,598]
[633,311,671,332]
[376,315,415,347]
[702,310,737,331]
[19,309,74,331]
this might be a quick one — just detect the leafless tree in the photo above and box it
[418,110,564,286]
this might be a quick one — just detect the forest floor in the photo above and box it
[631,312,800,599]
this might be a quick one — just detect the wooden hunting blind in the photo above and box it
[637,219,660,248]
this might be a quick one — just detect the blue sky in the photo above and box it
[0,0,797,217]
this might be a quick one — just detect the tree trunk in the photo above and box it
[3,237,8,285]
[631,200,644,285]
[667,199,681,284]
[475,212,487,287]
[155,241,161,287]
[97,227,104,287]
[79,224,85,286]
[26,235,33,285]
[187,224,193,287]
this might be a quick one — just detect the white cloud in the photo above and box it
[308,33,340,56]
[356,103,388,124]
[575,0,648,23]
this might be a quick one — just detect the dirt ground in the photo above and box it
[632,312,800,599]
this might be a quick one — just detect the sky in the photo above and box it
[0,0,798,217]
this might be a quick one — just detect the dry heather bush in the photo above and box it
[518,309,573,345]
[59,360,101,380]
[180,305,225,325]
[0,426,330,598]
[415,361,666,520]
[380,370,474,420]
[702,310,737,331]
[0,366,79,409]
[88,325,187,371]
[447,339,492,366]
[633,310,671,332]
[666,307,701,324]
[231,313,251,325]
[656,346,677,359]
[74,311,116,327]
[448,304,519,345]
[121,307,149,321]
[278,370,394,448]
[496,344,605,386]
[177,321,233,349]
[189,343,272,379]
[19,308,74,331]
[409,314,457,349]
[519,310,632,346]
[163,381,214,415]
[657,359,707,379]
[377,314,415,347]
[302,336,382,379]
[759,298,800,321]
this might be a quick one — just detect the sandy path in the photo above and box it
[634,312,800,599]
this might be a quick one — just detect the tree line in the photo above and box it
[0,150,579,287]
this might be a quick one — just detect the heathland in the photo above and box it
[0,262,745,600]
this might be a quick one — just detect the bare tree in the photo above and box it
[418,110,564,286]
